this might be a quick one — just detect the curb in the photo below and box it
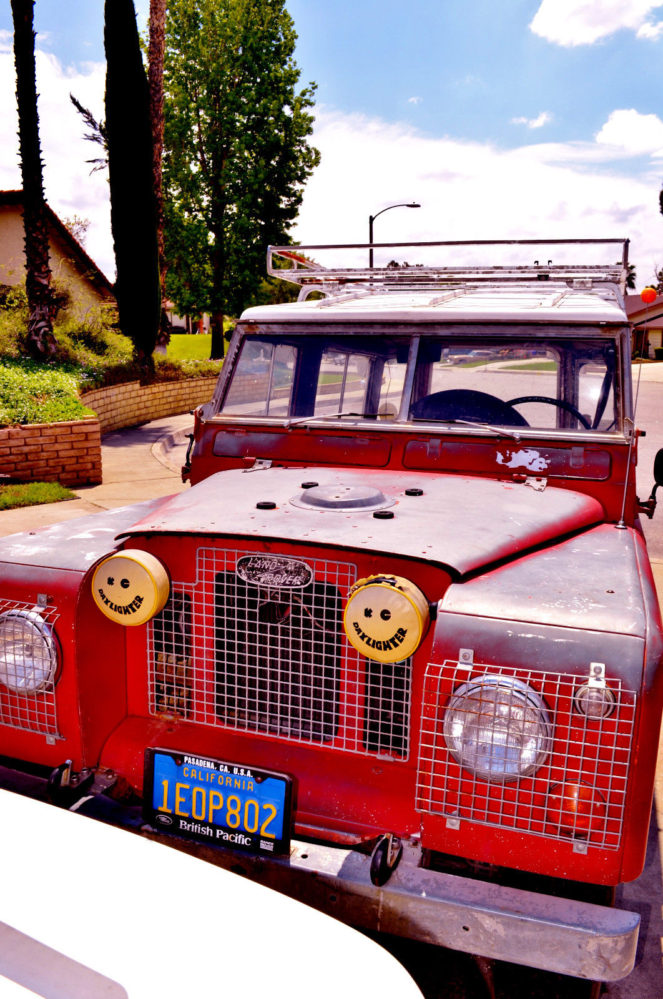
[151,428,191,475]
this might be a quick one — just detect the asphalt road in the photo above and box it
[632,375,663,558]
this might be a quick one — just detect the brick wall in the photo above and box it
[0,377,217,489]
[0,418,102,487]
[80,376,217,433]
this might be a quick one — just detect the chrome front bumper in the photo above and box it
[145,832,639,983]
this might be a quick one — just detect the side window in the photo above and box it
[221,341,296,416]
[578,358,616,431]
[376,356,407,420]
[314,350,370,416]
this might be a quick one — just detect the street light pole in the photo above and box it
[368,202,421,268]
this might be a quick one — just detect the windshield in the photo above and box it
[219,332,622,434]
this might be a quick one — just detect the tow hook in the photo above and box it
[369,833,403,886]
[47,761,94,807]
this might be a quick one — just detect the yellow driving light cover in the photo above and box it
[343,575,429,663]
[92,549,170,627]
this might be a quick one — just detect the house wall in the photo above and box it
[0,204,24,287]
[648,330,663,352]
[47,225,110,317]
[0,203,111,318]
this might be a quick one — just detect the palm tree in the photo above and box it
[10,0,56,358]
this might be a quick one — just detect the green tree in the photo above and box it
[625,263,636,291]
[10,0,55,358]
[163,0,320,357]
[105,0,161,377]
[69,94,108,172]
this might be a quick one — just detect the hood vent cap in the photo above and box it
[291,483,394,512]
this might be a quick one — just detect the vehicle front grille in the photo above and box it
[148,547,412,758]
[214,570,341,742]
[416,660,636,849]
[0,599,60,738]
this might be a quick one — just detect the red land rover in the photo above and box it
[1,240,661,994]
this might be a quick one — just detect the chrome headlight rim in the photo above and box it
[574,681,616,719]
[0,608,59,695]
[443,673,552,782]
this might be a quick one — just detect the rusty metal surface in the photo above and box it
[431,613,645,692]
[122,467,603,576]
[0,499,167,571]
[441,523,648,638]
[135,830,639,983]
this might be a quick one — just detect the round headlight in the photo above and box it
[0,609,58,694]
[444,674,552,781]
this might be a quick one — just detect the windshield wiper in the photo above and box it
[288,411,521,440]
[286,411,373,428]
[433,418,522,441]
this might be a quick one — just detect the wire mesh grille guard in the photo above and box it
[0,600,60,737]
[148,548,412,758]
[416,660,636,850]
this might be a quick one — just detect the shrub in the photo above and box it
[0,296,224,425]
[154,355,222,382]
[0,361,94,425]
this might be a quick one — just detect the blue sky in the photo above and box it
[287,0,663,146]
[2,1,663,283]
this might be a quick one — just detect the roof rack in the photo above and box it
[267,239,629,297]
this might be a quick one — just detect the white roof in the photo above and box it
[242,283,627,325]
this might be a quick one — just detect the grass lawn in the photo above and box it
[167,333,213,361]
[0,481,76,510]
[502,361,557,371]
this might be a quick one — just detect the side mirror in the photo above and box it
[654,448,663,488]
[639,448,663,519]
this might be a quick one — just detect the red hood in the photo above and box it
[121,467,604,577]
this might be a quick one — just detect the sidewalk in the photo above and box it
[0,413,193,538]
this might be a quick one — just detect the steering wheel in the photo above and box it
[411,389,529,426]
[507,395,591,429]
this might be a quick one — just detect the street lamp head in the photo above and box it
[368,201,422,267]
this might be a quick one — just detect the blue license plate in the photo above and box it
[145,749,291,855]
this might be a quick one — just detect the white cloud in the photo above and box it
[511,111,553,129]
[4,41,662,292]
[294,107,662,283]
[0,47,113,279]
[530,0,663,46]
[637,18,663,37]
[596,108,663,155]
[408,96,423,105]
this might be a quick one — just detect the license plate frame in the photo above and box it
[144,748,292,855]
